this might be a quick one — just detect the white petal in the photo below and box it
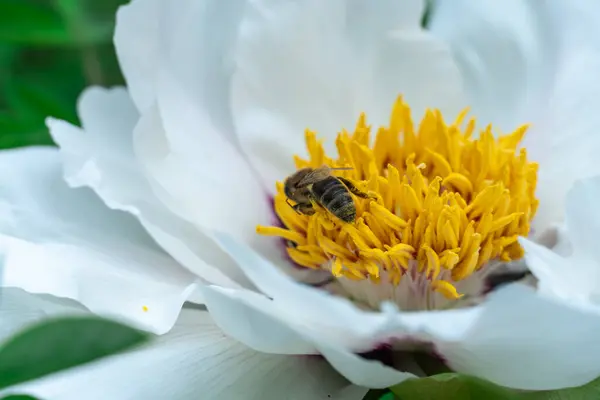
[428,0,549,132]
[0,147,199,334]
[50,87,143,215]
[519,176,600,308]
[5,304,363,400]
[115,0,248,147]
[518,237,583,301]
[525,3,600,233]
[201,284,319,354]
[533,222,573,256]
[565,176,600,261]
[133,100,288,268]
[231,0,466,187]
[156,0,246,147]
[435,284,600,390]
[114,0,160,112]
[0,288,86,342]
[315,341,415,389]
[48,86,250,289]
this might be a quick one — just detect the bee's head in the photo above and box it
[283,168,311,201]
[283,181,294,199]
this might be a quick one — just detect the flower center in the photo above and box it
[257,97,538,308]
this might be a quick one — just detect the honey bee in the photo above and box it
[283,165,373,223]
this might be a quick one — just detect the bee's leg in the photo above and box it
[337,177,377,199]
[293,203,316,216]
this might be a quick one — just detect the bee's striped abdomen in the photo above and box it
[312,176,356,223]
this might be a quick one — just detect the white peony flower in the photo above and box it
[3,0,600,398]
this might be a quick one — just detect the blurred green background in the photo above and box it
[0,0,128,148]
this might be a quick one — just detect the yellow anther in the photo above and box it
[357,219,383,249]
[442,173,473,196]
[385,243,415,256]
[490,213,524,233]
[400,184,422,220]
[256,226,306,245]
[365,261,380,278]
[425,148,452,176]
[370,202,408,230]
[142,305,149,312]
[452,249,480,281]
[332,257,344,277]
[422,245,441,280]
[442,220,459,249]
[317,234,355,260]
[431,280,464,300]
[257,96,538,304]
[287,248,322,269]
[440,250,460,269]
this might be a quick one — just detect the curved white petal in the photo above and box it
[3,297,364,400]
[115,0,247,128]
[156,0,246,148]
[315,341,414,389]
[428,0,551,132]
[132,100,292,272]
[430,1,600,233]
[0,147,199,334]
[48,86,251,289]
[564,176,600,261]
[114,0,160,113]
[231,0,466,187]
[201,284,317,355]
[533,222,573,256]
[522,2,600,235]
[520,175,600,309]
[0,288,86,342]
[434,284,600,390]
[519,238,578,300]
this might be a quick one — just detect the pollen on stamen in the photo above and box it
[142,305,149,312]
[257,96,538,309]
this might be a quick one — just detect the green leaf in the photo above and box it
[1,395,40,400]
[0,75,80,149]
[0,316,149,390]
[9,48,88,120]
[0,113,54,149]
[525,376,600,399]
[362,389,393,400]
[5,80,78,123]
[0,0,114,46]
[0,1,70,45]
[391,373,600,400]
[391,373,518,400]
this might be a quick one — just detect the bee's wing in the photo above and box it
[296,165,332,187]
[330,166,353,171]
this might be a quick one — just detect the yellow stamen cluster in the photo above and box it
[257,97,538,300]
